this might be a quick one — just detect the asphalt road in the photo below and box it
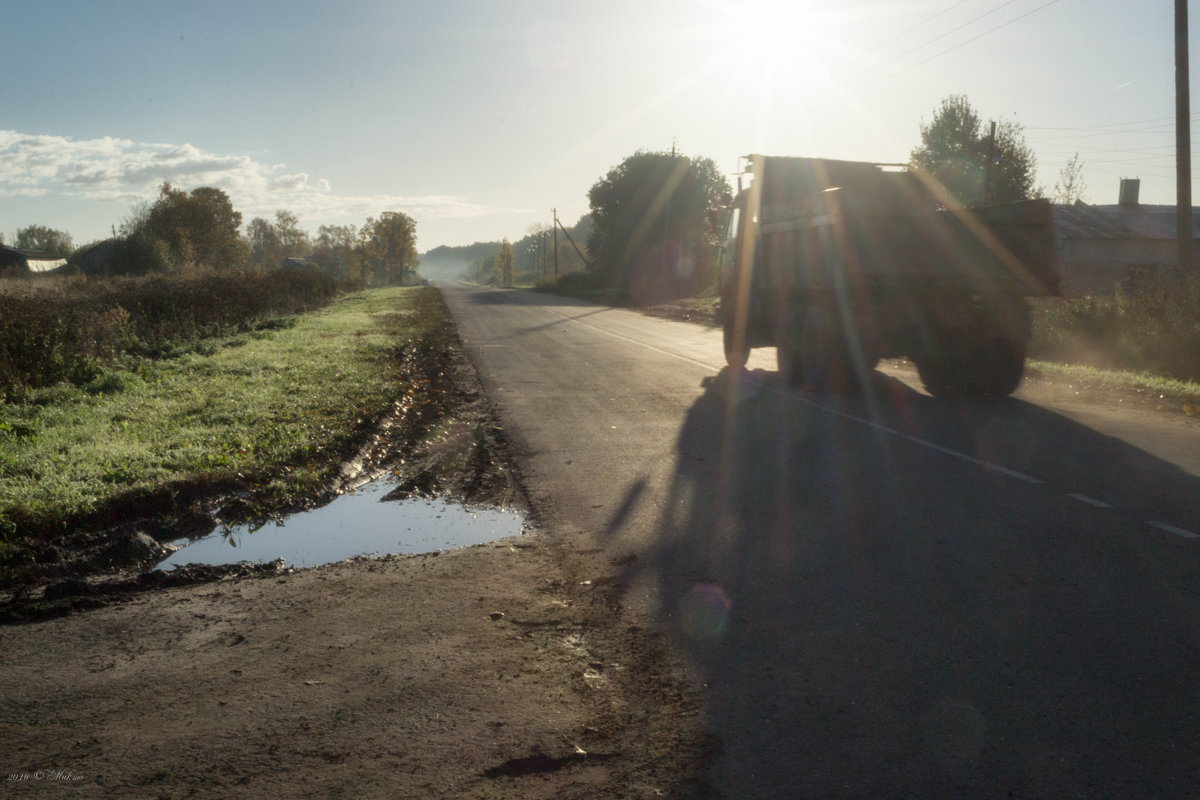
[440,282,1200,799]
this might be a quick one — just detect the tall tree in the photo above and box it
[312,223,360,277]
[274,210,310,257]
[14,225,73,257]
[1052,152,1087,204]
[587,150,730,301]
[361,212,418,284]
[244,217,284,272]
[910,94,1038,206]
[496,239,515,288]
[136,183,247,270]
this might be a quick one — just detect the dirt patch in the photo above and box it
[0,294,716,798]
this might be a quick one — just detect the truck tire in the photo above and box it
[799,304,875,392]
[968,336,1026,397]
[723,318,750,369]
[775,308,805,385]
[917,353,969,398]
[799,304,837,390]
[918,336,1026,398]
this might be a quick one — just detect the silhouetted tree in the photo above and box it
[1053,152,1087,205]
[14,225,73,257]
[587,150,730,302]
[910,94,1038,206]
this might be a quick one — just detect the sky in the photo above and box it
[0,0,1190,252]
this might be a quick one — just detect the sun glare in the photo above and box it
[717,0,834,81]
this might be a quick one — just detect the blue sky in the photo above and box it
[0,0,1188,251]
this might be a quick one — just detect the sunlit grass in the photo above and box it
[1024,360,1200,410]
[0,287,436,538]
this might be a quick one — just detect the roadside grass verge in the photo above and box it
[0,286,448,575]
[1022,360,1200,413]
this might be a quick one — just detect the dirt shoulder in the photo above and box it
[1,301,714,798]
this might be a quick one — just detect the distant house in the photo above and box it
[0,244,67,276]
[78,239,121,276]
[1053,179,1200,294]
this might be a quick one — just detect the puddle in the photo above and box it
[157,479,526,570]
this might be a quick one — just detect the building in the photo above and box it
[1053,179,1200,294]
[0,244,67,276]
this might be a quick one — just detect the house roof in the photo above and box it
[27,258,67,273]
[1053,203,1200,241]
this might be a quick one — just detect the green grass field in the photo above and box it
[0,286,441,550]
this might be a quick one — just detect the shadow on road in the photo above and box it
[614,367,1200,798]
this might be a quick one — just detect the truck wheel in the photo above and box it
[968,337,1026,397]
[723,318,750,369]
[919,336,1026,398]
[800,304,868,392]
[775,308,804,385]
[799,304,836,390]
[916,351,969,398]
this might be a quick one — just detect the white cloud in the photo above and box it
[0,129,526,232]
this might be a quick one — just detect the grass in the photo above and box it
[1023,360,1200,414]
[0,286,442,548]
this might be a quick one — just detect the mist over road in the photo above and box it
[441,282,1200,798]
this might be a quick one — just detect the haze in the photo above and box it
[0,0,1186,250]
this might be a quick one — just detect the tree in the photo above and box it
[361,212,418,284]
[14,225,74,257]
[244,217,284,272]
[910,94,1038,206]
[244,210,312,272]
[496,239,515,288]
[1053,152,1087,205]
[587,150,730,302]
[130,183,247,270]
[312,224,360,278]
[274,210,310,258]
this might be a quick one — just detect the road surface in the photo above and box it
[441,282,1200,798]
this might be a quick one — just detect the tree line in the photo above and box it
[3,184,419,285]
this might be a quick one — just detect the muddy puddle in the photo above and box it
[158,480,527,570]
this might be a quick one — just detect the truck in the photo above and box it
[717,155,1058,397]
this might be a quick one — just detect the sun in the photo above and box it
[712,0,835,82]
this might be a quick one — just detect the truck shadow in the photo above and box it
[617,367,1200,797]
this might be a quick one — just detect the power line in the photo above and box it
[866,0,976,55]
[861,0,1065,89]
[856,0,1022,80]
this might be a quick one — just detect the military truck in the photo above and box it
[718,155,1057,397]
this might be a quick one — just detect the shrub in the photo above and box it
[1032,271,1200,382]
[0,268,339,396]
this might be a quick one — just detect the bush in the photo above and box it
[0,268,339,396]
[1031,271,1200,382]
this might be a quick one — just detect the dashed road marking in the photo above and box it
[1069,493,1112,509]
[1146,521,1200,539]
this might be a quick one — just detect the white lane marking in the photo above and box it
[1069,493,1113,509]
[548,306,1044,485]
[1146,521,1200,539]
[788,390,1045,485]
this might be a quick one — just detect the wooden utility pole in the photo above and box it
[1177,0,1193,271]
[552,208,559,276]
[983,121,997,205]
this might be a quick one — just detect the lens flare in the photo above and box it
[679,583,732,639]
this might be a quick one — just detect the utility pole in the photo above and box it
[552,208,559,277]
[983,121,997,205]
[1177,0,1193,271]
